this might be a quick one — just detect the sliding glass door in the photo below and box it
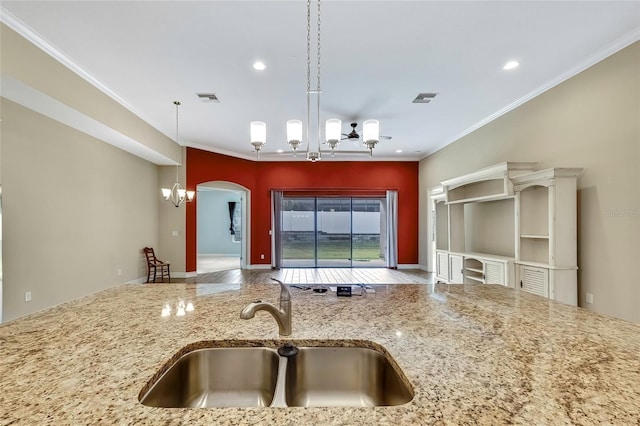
[317,198,352,267]
[352,199,386,267]
[280,196,385,268]
[281,198,316,267]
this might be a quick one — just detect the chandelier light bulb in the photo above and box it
[325,119,342,144]
[250,121,266,144]
[161,188,172,200]
[363,119,379,143]
[250,121,267,158]
[287,119,303,150]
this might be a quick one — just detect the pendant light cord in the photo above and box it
[316,0,321,153]
[306,0,311,155]
[174,101,181,181]
[305,0,322,156]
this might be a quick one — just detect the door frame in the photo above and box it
[278,195,386,268]
[196,181,250,269]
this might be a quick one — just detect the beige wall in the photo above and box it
[1,24,181,162]
[419,41,640,323]
[0,23,188,322]
[1,99,159,322]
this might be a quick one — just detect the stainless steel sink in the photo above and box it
[284,347,413,407]
[139,347,280,408]
[139,343,413,408]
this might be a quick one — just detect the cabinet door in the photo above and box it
[519,265,549,297]
[484,261,505,285]
[449,255,464,283]
[436,251,449,282]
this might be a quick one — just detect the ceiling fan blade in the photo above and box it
[261,150,305,157]
[320,150,370,155]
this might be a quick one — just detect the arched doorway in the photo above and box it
[196,181,250,272]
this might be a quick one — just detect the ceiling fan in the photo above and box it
[341,122,392,142]
[260,121,393,159]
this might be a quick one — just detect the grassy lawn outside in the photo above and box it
[283,237,382,260]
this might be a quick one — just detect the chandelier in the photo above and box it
[162,101,195,207]
[249,0,381,160]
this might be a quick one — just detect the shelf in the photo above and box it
[451,252,515,263]
[442,162,536,204]
[515,260,578,270]
[446,194,515,205]
[442,162,537,189]
[465,267,483,274]
[512,167,583,189]
[465,275,485,283]
[514,260,551,269]
[519,236,549,265]
[520,234,549,239]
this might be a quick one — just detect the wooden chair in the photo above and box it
[143,247,171,283]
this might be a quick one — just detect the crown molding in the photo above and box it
[0,7,172,142]
[422,27,640,160]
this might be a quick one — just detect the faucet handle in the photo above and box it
[271,278,291,302]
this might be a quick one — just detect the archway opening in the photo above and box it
[196,181,250,272]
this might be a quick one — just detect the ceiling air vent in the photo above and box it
[413,93,437,103]
[197,93,220,103]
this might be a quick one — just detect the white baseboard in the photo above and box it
[246,264,273,270]
[134,272,196,282]
[397,264,422,270]
[173,271,197,278]
[416,264,431,272]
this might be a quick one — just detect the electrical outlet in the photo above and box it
[25,291,32,302]
[117,268,122,276]
[260,254,265,259]
[586,293,594,304]
[172,231,178,237]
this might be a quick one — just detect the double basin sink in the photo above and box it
[139,341,414,408]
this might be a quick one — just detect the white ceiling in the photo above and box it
[2,1,639,162]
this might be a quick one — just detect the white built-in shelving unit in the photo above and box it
[513,168,582,305]
[430,162,582,305]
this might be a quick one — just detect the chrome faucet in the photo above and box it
[240,278,292,336]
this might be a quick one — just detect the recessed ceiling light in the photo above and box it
[276,149,284,153]
[503,60,520,70]
[253,61,266,71]
[395,149,403,153]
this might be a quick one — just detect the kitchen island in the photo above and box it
[1,282,639,425]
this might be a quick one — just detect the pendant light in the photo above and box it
[325,118,342,154]
[250,121,267,157]
[161,101,195,207]
[249,0,382,159]
[362,119,380,157]
[287,119,303,152]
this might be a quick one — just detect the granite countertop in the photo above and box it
[1,282,639,425]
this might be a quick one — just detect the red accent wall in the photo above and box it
[186,147,418,271]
